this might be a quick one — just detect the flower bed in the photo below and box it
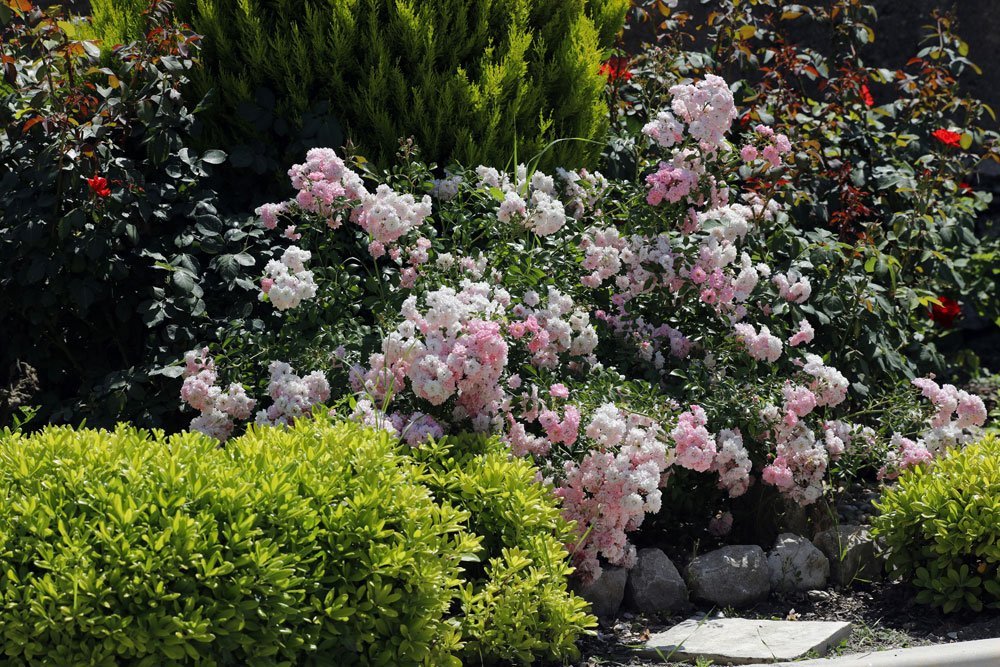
[1,1,998,660]
[174,75,987,584]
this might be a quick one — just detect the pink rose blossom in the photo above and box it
[671,405,717,472]
[788,318,815,347]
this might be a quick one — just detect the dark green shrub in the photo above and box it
[0,2,268,428]
[0,418,594,664]
[91,0,628,172]
[873,434,1000,612]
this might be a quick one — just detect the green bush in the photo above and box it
[613,1,1000,387]
[0,3,269,428]
[0,418,593,665]
[92,0,628,172]
[413,435,593,663]
[873,434,1000,612]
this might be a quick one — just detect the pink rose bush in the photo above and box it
[255,146,433,276]
[788,319,815,347]
[478,164,607,237]
[773,268,812,304]
[348,281,512,425]
[255,361,331,427]
[878,434,933,481]
[643,74,737,152]
[740,124,793,169]
[556,404,671,576]
[259,246,317,311]
[179,348,255,441]
[670,405,716,473]
[177,74,989,583]
[875,377,988,480]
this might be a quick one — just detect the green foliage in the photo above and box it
[0,406,38,436]
[0,419,593,664]
[0,419,470,665]
[873,435,1000,613]
[86,0,148,45]
[611,0,1000,387]
[91,0,628,173]
[0,3,270,428]
[412,434,594,663]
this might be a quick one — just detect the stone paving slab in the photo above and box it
[638,615,852,664]
[743,637,1000,666]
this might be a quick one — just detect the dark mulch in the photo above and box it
[574,580,1000,666]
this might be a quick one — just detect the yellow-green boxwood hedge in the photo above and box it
[873,434,1000,613]
[0,418,593,665]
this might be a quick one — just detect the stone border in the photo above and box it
[580,526,880,620]
[745,637,1000,666]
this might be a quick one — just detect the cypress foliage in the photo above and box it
[92,0,627,170]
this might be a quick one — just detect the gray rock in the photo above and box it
[767,533,830,593]
[625,548,689,613]
[813,524,881,587]
[576,566,628,620]
[686,545,770,608]
[807,589,831,602]
[777,498,810,535]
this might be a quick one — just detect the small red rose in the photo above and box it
[928,296,961,328]
[599,56,632,83]
[86,175,111,198]
[931,128,962,148]
[860,84,874,107]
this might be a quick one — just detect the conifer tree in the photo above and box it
[92,0,628,170]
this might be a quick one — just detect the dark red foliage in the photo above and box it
[828,163,874,235]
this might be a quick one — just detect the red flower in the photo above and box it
[958,182,973,194]
[928,296,961,328]
[931,128,962,148]
[860,84,874,107]
[599,56,632,83]
[86,175,111,198]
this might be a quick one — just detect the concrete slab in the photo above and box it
[743,637,1000,666]
[638,615,852,664]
